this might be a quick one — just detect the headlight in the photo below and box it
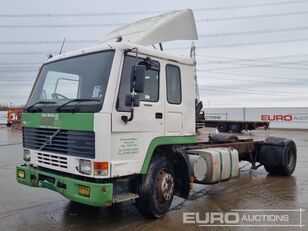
[79,159,92,175]
[23,149,30,161]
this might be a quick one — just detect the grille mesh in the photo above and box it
[23,127,95,158]
[37,152,68,168]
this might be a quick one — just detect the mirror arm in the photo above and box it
[124,47,139,65]
[121,95,135,124]
[121,108,134,124]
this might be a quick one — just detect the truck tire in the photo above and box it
[217,123,228,132]
[247,124,255,131]
[229,123,241,133]
[263,139,297,176]
[136,156,175,218]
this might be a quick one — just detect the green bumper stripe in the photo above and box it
[22,113,94,131]
[16,166,113,207]
[140,136,197,174]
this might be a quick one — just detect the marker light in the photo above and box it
[79,185,90,197]
[17,169,25,179]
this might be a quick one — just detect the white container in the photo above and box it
[189,147,239,184]
[203,108,244,122]
[203,107,308,129]
[245,107,308,129]
[0,111,7,125]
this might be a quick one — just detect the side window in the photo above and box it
[117,55,160,111]
[139,69,159,102]
[166,64,182,104]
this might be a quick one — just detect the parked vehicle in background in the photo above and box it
[199,107,308,131]
[7,109,22,127]
[197,108,269,132]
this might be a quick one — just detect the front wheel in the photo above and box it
[136,156,175,218]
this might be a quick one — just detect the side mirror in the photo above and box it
[131,65,145,93]
[133,95,140,107]
[122,64,145,125]
[121,94,140,124]
[125,94,132,107]
[125,94,140,107]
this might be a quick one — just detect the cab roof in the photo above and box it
[46,41,194,66]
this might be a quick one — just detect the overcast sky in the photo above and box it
[1,0,308,108]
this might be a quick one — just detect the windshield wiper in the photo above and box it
[26,101,56,112]
[56,99,101,112]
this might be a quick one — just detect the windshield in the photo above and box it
[27,50,115,113]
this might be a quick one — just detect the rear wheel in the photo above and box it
[136,156,175,218]
[229,123,242,133]
[217,123,228,132]
[264,140,297,176]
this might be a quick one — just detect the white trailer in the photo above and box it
[246,107,308,129]
[201,108,269,132]
[203,107,308,130]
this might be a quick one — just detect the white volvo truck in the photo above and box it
[16,9,297,218]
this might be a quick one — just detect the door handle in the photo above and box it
[155,112,163,119]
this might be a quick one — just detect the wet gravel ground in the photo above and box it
[0,126,307,231]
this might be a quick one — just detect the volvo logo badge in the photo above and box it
[39,129,61,151]
[46,136,53,145]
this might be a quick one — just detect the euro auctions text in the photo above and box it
[183,209,305,228]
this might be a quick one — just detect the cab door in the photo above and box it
[111,54,164,176]
[112,54,164,134]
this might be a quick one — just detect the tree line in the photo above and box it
[0,104,24,111]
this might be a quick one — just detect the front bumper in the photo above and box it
[16,165,113,207]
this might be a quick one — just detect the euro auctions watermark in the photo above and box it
[183,208,305,228]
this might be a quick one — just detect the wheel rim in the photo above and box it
[156,170,174,203]
[287,149,296,170]
[218,125,226,132]
[230,124,239,132]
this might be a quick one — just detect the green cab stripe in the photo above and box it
[22,112,94,131]
[140,135,197,174]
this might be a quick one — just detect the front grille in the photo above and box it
[23,127,95,158]
[37,152,68,168]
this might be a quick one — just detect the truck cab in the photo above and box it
[22,41,196,179]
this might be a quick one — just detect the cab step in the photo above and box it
[113,193,139,203]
